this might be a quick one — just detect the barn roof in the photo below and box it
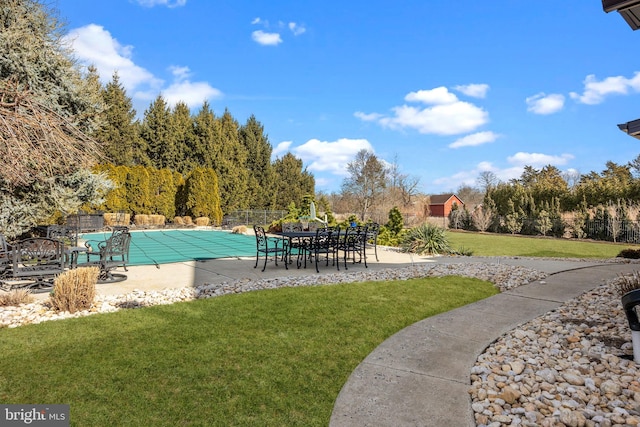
[429,194,463,205]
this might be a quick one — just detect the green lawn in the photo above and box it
[0,277,497,426]
[447,230,639,258]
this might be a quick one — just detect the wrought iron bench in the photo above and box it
[0,237,66,293]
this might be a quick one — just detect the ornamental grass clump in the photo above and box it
[49,267,99,313]
[401,223,452,255]
[615,271,640,296]
[0,289,34,307]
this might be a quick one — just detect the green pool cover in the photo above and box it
[80,229,257,266]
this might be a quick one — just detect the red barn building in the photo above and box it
[428,194,464,218]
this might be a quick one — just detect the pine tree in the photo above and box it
[93,73,143,166]
[170,101,195,173]
[141,95,177,169]
[240,115,275,208]
[215,109,249,212]
[272,153,315,209]
[192,101,219,169]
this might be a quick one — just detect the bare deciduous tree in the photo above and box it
[471,205,493,232]
[342,149,387,221]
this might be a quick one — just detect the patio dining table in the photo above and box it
[275,230,321,269]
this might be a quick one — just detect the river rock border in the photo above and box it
[1,262,546,328]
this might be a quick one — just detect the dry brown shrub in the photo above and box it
[49,267,99,313]
[195,217,210,226]
[183,216,193,225]
[173,216,185,225]
[104,213,130,227]
[232,225,247,234]
[0,289,34,306]
[134,214,149,226]
[150,215,166,226]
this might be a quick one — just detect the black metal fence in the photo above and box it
[583,219,640,243]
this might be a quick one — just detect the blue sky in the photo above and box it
[56,0,640,195]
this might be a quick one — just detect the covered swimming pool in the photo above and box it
[80,229,257,266]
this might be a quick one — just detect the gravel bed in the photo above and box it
[470,274,640,427]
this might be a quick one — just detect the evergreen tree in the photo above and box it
[272,153,315,209]
[0,0,103,132]
[126,166,152,215]
[184,167,223,224]
[141,95,177,169]
[0,0,109,236]
[94,73,143,166]
[240,115,275,208]
[215,109,249,212]
[150,168,177,219]
[192,101,219,169]
[170,101,195,173]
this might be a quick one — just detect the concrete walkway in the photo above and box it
[329,260,640,427]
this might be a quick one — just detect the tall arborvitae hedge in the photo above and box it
[95,165,223,224]
[185,167,223,224]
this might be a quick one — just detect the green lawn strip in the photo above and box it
[447,231,640,258]
[0,277,497,426]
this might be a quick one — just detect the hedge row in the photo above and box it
[94,164,223,225]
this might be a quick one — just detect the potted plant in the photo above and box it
[617,271,640,364]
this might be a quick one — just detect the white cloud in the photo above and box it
[64,24,222,109]
[293,138,373,176]
[289,22,306,36]
[449,131,499,149]
[526,93,565,115]
[454,83,489,98]
[169,65,191,81]
[135,0,186,8]
[251,30,282,46]
[405,87,458,104]
[354,111,383,121]
[570,72,640,105]
[251,17,262,25]
[357,86,489,136]
[63,24,161,90]
[380,102,488,135]
[272,141,293,157]
[163,80,222,108]
[507,152,574,167]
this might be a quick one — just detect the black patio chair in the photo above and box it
[0,237,65,293]
[366,222,380,262]
[80,228,131,283]
[310,226,340,273]
[282,222,309,266]
[0,233,12,279]
[46,224,79,247]
[253,225,289,272]
[340,225,368,269]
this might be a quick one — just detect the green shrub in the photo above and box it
[386,207,404,235]
[376,226,405,247]
[452,246,474,256]
[400,223,451,255]
[617,248,640,259]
